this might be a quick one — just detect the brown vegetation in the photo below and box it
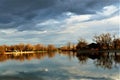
[59,33,120,51]
[0,43,57,54]
[0,33,120,54]
[76,33,120,51]
[59,42,76,51]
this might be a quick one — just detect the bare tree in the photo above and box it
[24,44,34,51]
[93,33,112,49]
[76,38,88,50]
[113,38,120,49]
[47,44,56,51]
[0,45,5,54]
[17,43,25,52]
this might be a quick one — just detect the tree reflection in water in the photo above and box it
[59,51,76,61]
[76,51,120,69]
[0,52,56,62]
[0,51,120,69]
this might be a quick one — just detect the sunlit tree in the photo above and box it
[34,44,41,51]
[47,44,56,51]
[24,44,34,51]
[17,43,25,52]
[0,45,5,54]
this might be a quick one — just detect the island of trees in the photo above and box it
[0,33,120,54]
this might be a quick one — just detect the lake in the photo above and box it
[0,51,120,80]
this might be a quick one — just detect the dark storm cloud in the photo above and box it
[0,0,56,29]
[0,0,119,30]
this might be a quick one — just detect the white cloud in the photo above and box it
[65,14,91,24]
[0,29,17,34]
[89,5,119,21]
[0,29,48,45]
[57,14,119,43]
[64,12,75,16]
[57,14,91,34]
[36,19,60,26]
[21,30,48,34]
[97,5,118,16]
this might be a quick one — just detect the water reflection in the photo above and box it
[0,51,120,80]
[59,51,76,61]
[76,51,120,69]
[0,52,56,62]
[0,51,120,69]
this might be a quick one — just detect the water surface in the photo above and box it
[0,51,120,80]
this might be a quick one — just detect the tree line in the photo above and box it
[60,33,120,51]
[0,33,120,54]
[0,43,57,54]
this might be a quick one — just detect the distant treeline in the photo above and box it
[60,33,120,51]
[0,44,57,54]
[0,33,120,54]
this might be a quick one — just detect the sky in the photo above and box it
[0,0,119,46]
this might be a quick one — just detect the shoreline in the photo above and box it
[3,51,48,55]
[1,49,120,54]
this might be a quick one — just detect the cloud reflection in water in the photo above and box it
[0,51,119,80]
